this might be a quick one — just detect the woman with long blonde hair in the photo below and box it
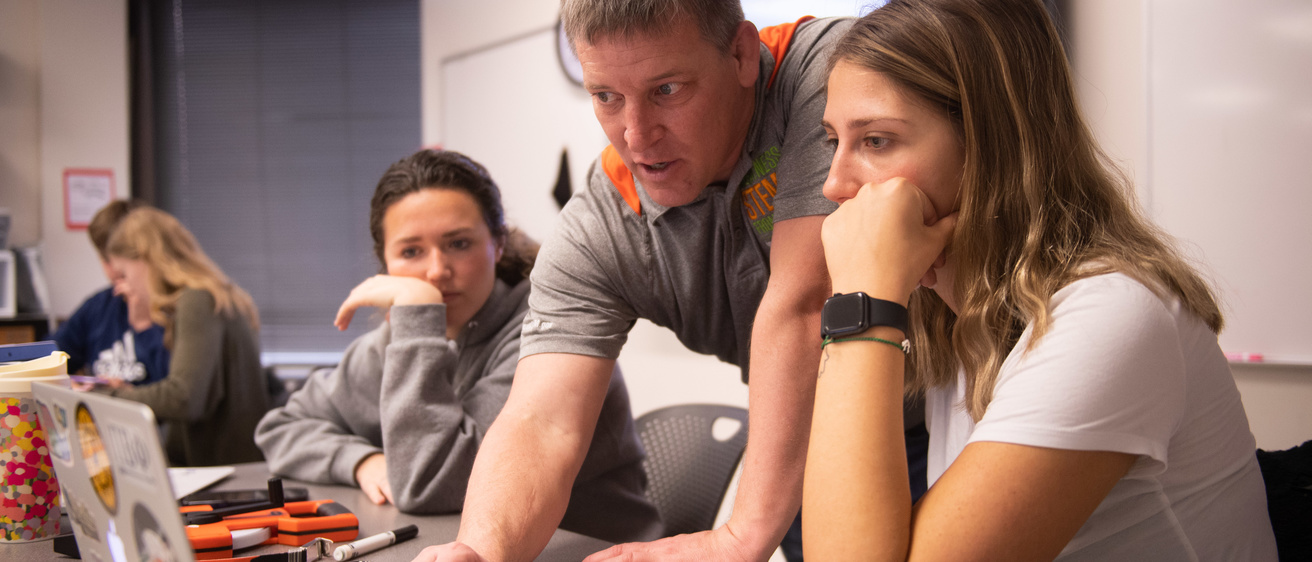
[104,207,268,465]
[803,0,1276,559]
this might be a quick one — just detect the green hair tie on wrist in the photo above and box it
[821,335,910,354]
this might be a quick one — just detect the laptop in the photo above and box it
[33,382,197,562]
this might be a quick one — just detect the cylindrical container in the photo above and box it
[0,351,70,542]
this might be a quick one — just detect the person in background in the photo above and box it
[803,0,1277,559]
[55,199,170,386]
[255,149,660,543]
[101,206,268,466]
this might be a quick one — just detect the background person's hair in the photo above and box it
[561,0,744,54]
[88,199,146,260]
[831,0,1222,420]
[369,149,538,286]
[106,207,260,347]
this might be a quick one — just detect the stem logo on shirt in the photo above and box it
[741,145,781,238]
[91,331,148,383]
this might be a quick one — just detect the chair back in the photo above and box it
[635,404,749,537]
[1257,440,1312,560]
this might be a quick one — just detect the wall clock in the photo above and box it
[556,19,585,87]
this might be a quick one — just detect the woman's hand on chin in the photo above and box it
[822,177,957,305]
[334,275,443,330]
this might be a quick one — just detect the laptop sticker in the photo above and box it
[65,492,100,542]
[36,399,73,466]
[102,420,159,489]
[76,403,117,514]
[133,502,179,562]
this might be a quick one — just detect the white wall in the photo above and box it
[420,0,561,148]
[39,0,131,317]
[0,0,43,249]
[440,26,605,244]
[0,0,130,316]
[1063,0,1312,450]
[1062,0,1150,201]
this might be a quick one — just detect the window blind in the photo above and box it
[152,0,421,355]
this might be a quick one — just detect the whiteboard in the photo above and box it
[1148,1,1312,364]
[441,27,608,244]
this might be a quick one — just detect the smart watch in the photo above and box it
[820,292,908,338]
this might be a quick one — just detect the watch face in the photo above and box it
[821,293,868,337]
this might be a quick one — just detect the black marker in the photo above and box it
[332,524,419,561]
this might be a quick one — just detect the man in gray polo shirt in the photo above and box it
[416,2,884,561]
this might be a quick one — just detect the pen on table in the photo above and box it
[333,524,419,561]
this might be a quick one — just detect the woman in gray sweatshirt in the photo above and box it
[254,149,662,543]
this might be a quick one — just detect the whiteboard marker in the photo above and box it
[333,524,418,561]
[1224,352,1264,363]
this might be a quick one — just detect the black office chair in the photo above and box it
[635,403,749,537]
[1257,439,1312,560]
[265,365,324,408]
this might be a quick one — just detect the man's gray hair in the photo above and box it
[561,0,745,53]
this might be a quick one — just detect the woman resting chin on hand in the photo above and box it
[102,207,267,466]
[802,1,1277,560]
[255,149,538,513]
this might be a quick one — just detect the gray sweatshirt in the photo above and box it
[254,279,662,543]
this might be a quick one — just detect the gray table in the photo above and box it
[5,462,613,561]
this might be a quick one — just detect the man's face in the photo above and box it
[577,17,759,207]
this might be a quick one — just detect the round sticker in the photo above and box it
[76,404,116,514]
[134,503,178,562]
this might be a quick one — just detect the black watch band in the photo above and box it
[820,292,908,338]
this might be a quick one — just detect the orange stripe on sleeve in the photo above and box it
[601,145,641,215]
[758,16,815,90]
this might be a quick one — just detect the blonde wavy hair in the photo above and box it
[106,207,260,347]
[831,0,1222,420]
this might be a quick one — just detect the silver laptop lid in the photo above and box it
[33,382,195,562]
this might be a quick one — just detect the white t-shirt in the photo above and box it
[925,273,1277,561]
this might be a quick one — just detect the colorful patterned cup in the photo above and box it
[0,351,69,542]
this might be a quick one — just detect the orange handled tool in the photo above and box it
[181,479,358,561]
[185,499,358,560]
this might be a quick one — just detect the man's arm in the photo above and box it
[719,215,830,555]
[414,352,616,562]
[587,215,829,561]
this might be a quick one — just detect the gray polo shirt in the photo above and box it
[522,18,853,379]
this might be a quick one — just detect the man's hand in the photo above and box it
[446,353,616,561]
[583,526,753,562]
[411,541,489,562]
[354,453,394,505]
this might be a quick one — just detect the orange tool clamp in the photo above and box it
[181,479,358,560]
